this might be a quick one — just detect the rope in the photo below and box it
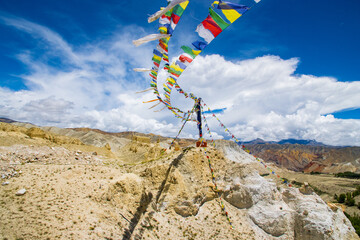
[156,102,198,159]
[168,102,197,149]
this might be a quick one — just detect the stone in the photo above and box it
[104,143,111,151]
[202,190,217,203]
[293,190,356,240]
[2,181,9,186]
[16,188,26,196]
[174,201,199,217]
[249,202,295,237]
[224,183,253,209]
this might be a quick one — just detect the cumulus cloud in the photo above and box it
[176,55,360,146]
[1,15,360,146]
[22,96,74,123]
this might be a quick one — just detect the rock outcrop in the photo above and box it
[99,140,359,239]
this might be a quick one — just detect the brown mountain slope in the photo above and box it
[70,128,196,147]
[245,144,360,173]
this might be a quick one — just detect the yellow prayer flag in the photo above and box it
[153,55,162,62]
[179,1,189,9]
[221,9,241,23]
[170,63,185,72]
[192,49,201,56]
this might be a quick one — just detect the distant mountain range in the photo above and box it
[3,117,360,173]
[0,117,350,148]
[0,117,16,123]
[243,138,327,146]
[243,141,360,173]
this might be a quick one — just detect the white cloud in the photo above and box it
[1,16,360,146]
[176,55,360,146]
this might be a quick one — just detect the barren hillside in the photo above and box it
[0,122,359,239]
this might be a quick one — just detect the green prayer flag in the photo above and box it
[181,45,196,58]
[209,7,230,30]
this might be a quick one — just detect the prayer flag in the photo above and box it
[181,45,198,58]
[192,40,208,50]
[196,22,215,43]
[179,54,193,63]
[209,7,230,30]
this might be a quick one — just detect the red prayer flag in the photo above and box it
[171,13,180,24]
[202,15,222,37]
[179,54,193,63]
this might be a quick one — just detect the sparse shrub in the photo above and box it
[291,180,302,187]
[335,172,360,179]
[345,192,356,206]
[347,198,356,206]
[338,193,346,203]
[347,192,352,200]
[353,190,360,198]
[309,184,326,195]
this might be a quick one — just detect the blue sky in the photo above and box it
[0,0,360,146]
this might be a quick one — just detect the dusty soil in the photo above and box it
[0,123,258,239]
[0,125,125,239]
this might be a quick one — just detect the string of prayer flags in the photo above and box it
[134,0,261,117]
[132,1,191,118]
[163,0,259,112]
[134,0,262,122]
[196,102,230,225]
[198,135,234,229]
